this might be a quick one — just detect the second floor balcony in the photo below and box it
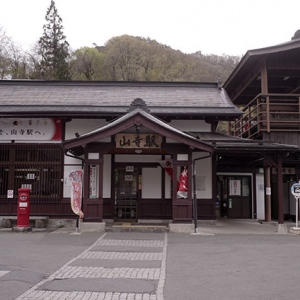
[231,94,300,139]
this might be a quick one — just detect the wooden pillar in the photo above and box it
[264,166,272,222]
[261,60,268,94]
[172,153,193,222]
[277,154,284,224]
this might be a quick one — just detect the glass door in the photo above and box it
[114,166,138,221]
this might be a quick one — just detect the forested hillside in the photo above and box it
[1,24,240,82]
[71,35,241,82]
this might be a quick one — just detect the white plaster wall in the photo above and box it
[170,120,211,132]
[142,167,162,198]
[64,154,83,164]
[193,152,212,199]
[103,154,111,198]
[165,174,171,198]
[115,155,161,163]
[65,119,110,142]
[256,173,265,220]
[166,120,211,143]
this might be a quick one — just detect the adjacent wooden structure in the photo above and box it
[224,33,300,223]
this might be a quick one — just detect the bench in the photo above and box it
[1,216,49,228]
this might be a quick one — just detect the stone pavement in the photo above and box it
[1,219,300,300]
[14,232,167,300]
[193,218,295,235]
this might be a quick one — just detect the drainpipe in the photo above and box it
[192,154,212,233]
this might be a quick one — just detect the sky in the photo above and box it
[0,0,299,56]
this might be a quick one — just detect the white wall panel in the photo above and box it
[142,167,162,198]
[65,119,109,141]
[170,120,211,132]
[103,155,111,198]
[193,152,212,198]
[115,155,161,163]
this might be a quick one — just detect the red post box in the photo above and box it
[17,188,31,227]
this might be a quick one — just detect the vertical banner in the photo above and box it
[89,165,97,198]
[69,170,84,219]
[159,160,174,179]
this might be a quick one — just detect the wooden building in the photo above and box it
[224,31,300,224]
[0,80,298,228]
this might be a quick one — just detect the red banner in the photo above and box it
[69,170,84,218]
[159,160,174,179]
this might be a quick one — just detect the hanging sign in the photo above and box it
[116,133,162,149]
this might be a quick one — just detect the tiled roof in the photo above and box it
[64,108,214,153]
[195,132,300,152]
[0,81,242,118]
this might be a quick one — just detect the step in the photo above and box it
[105,222,169,233]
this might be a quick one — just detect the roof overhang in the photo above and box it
[63,108,215,154]
[223,39,300,104]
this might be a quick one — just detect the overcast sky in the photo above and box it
[0,0,299,56]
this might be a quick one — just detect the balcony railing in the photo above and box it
[231,94,300,138]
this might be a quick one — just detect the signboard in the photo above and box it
[126,166,134,172]
[7,190,14,198]
[116,133,162,149]
[272,167,296,175]
[229,180,241,196]
[0,118,62,141]
[89,165,98,198]
[291,183,300,198]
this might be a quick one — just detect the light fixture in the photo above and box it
[135,149,142,154]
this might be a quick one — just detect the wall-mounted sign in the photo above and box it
[126,166,134,172]
[7,190,14,198]
[0,118,62,141]
[116,133,162,149]
[125,175,133,181]
[272,167,296,175]
[229,179,241,196]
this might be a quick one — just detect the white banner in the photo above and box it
[69,170,84,218]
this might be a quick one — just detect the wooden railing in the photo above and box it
[231,94,300,138]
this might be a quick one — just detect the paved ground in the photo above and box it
[0,220,300,300]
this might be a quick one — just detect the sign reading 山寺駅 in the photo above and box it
[116,133,162,149]
[0,118,62,141]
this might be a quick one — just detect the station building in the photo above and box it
[0,80,297,230]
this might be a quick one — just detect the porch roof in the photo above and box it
[0,80,242,119]
[194,132,300,153]
[63,107,215,154]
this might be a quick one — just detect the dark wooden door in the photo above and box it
[218,175,252,219]
[114,166,138,221]
[227,176,251,218]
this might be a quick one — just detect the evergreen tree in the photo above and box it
[38,0,70,80]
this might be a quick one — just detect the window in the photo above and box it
[0,145,63,203]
